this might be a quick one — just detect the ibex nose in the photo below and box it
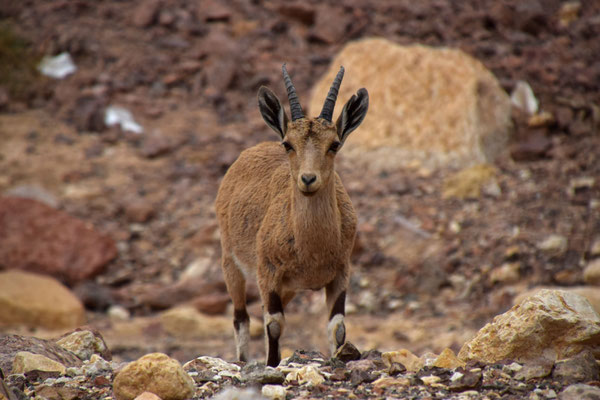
[301,173,317,186]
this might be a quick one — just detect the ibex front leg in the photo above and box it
[263,290,285,367]
[326,271,348,356]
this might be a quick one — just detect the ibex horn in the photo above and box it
[282,64,304,121]
[319,66,344,122]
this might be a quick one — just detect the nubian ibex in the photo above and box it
[216,64,368,367]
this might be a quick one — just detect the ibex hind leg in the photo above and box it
[326,278,347,356]
[222,255,250,362]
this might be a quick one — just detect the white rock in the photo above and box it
[511,80,538,115]
[38,53,77,79]
[262,385,286,400]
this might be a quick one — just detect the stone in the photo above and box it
[334,341,361,362]
[583,259,600,285]
[559,384,600,400]
[552,352,599,384]
[160,307,231,339]
[56,329,111,361]
[489,262,521,285]
[261,385,286,400]
[442,164,499,200]
[4,184,59,208]
[132,0,161,27]
[113,353,194,400]
[134,392,162,400]
[183,356,241,381]
[372,376,411,389]
[459,289,600,364]
[537,235,568,257]
[589,238,600,257]
[285,365,324,386]
[514,286,600,317]
[433,348,465,369]
[448,368,481,392]
[308,38,512,170]
[12,352,66,375]
[241,362,285,385]
[0,334,82,375]
[0,197,117,284]
[189,293,230,315]
[82,354,112,377]
[0,270,86,330]
[514,357,554,381]
[211,388,262,400]
[382,350,424,373]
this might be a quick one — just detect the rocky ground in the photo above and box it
[1,0,600,398]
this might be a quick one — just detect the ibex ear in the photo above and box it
[336,88,369,142]
[258,86,289,139]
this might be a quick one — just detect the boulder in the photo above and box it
[0,334,82,375]
[308,38,512,170]
[113,353,194,400]
[0,197,117,284]
[0,270,86,329]
[459,289,600,363]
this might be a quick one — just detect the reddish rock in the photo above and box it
[278,3,315,25]
[0,197,117,284]
[190,292,230,315]
[131,0,161,27]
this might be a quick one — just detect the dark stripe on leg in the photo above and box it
[329,291,346,320]
[233,308,249,330]
[267,333,280,367]
[268,291,283,314]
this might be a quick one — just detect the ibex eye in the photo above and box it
[328,141,341,153]
[282,141,294,152]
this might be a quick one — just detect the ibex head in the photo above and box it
[258,64,369,195]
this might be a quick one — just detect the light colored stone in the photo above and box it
[590,238,600,257]
[83,354,112,376]
[113,353,194,400]
[559,383,600,400]
[459,289,600,363]
[0,270,86,329]
[433,348,465,369]
[382,349,424,372]
[421,375,442,385]
[537,235,568,256]
[583,259,600,285]
[56,330,109,361]
[12,351,66,375]
[285,365,324,386]
[134,392,162,400]
[212,387,264,400]
[489,263,521,285]
[308,38,512,170]
[372,376,411,389]
[442,164,499,200]
[160,306,230,339]
[261,385,286,400]
[108,305,131,321]
[514,286,600,317]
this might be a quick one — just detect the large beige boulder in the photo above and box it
[0,270,86,329]
[113,353,195,400]
[308,38,512,170]
[459,289,600,363]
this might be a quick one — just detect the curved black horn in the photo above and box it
[282,64,304,121]
[319,66,345,122]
